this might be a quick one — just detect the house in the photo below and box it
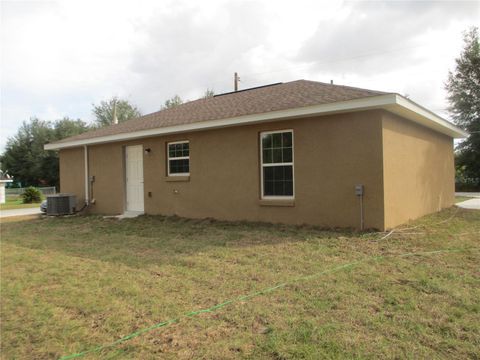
[44,80,467,230]
[0,171,13,204]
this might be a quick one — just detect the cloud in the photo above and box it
[296,1,479,75]
[1,0,478,152]
[286,0,478,124]
[125,1,271,110]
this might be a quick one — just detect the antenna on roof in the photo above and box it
[234,72,240,92]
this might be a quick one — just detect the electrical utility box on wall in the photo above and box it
[355,184,364,196]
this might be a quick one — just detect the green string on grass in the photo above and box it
[59,247,476,360]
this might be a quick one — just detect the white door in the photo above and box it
[125,145,144,212]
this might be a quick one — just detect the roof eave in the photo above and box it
[44,93,466,150]
[389,95,468,139]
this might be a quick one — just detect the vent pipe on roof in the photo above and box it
[330,80,333,85]
[234,72,240,92]
[112,99,118,124]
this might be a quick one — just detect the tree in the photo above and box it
[92,97,141,127]
[0,117,88,188]
[203,88,215,98]
[41,118,89,187]
[54,118,89,139]
[162,95,183,110]
[446,27,480,188]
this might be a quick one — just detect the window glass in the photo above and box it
[168,141,190,175]
[260,131,293,198]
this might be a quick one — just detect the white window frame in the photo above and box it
[260,129,294,200]
[167,140,190,176]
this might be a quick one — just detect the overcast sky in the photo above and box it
[1,0,479,151]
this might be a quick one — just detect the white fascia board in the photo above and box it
[393,95,467,138]
[44,92,467,150]
[44,94,396,150]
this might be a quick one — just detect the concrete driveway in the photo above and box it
[0,207,42,218]
[456,198,480,210]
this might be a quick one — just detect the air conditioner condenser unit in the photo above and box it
[46,193,76,216]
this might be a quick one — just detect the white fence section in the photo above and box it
[6,186,56,199]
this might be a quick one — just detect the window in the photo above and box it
[260,130,294,198]
[167,141,190,176]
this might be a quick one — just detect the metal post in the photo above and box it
[84,145,89,205]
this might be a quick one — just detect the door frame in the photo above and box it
[124,144,145,212]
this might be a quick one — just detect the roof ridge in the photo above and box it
[293,79,388,95]
[213,82,284,97]
[48,79,396,145]
[121,79,387,124]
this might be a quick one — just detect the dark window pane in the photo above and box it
[177,144,181,157]
[263,165,293,196]
[262,134,272,149]
[263,149,272,164]
[264,166,274,181]
[169,142,189,158]
[284,180,293,196]
[168,144,175,157]
[273,149,283,163]
[264,181,274,196]
[272,133,282,148]
[283,148,292,162]
[169,159,190,174]
[284,166,293,180]
[282,132,292,147]
[273,166,283,180]
[274,181,284,195]
[182,143,189,156]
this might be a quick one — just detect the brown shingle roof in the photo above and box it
[55,80,387,144]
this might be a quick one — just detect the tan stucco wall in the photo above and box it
[382,111,455,229]
[59,110,386,229]
[87,143,126,214]
[59,147,85,208]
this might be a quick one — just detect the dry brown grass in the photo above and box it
[1,207,479,359]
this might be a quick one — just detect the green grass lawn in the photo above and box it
[0,198,42,210]
[1,209,479,359]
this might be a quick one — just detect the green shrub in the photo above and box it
[21,187,42,204]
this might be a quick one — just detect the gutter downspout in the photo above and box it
[84,145,89,205]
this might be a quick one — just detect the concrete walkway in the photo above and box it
[0,207,42,218]
[456,198,480,210]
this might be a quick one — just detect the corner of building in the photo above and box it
[380,110,456,230]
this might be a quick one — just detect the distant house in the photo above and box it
[44,80,466,230]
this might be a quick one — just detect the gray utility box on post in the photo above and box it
[46,193,76,216]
